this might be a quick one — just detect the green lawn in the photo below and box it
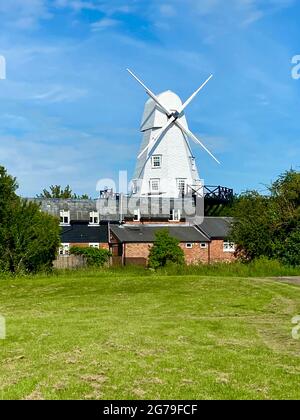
[0,271,300,400]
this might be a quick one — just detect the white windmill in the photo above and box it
[128,69,220,199]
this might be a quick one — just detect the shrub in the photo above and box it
[148,229,185,269]
[70,246,111,267]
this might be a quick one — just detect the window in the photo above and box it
[151,155,161,168]
[186,243,193,249]
[177,178,186,195]
[89,243,100,249]
[223,242,235,253]
[169,209,181,221]
[150,178,160,193]
[133,209,141,222]
[89,211,99,225]
[200,242,208,249]
[59,243,70,256]
[59,210,70,225]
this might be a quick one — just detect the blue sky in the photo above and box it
[0,0,299,197]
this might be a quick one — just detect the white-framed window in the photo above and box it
[169,209,181,221]
[89,243,100,249]
[150,178,160,193]
[60,210,70,225]
[151,155,162,168]
[59,243,70,256]
[133,208,141,222]
[89,211,99,225]
[177,178,186,195]
[223,242,235,253]
[200,242,208,249]
[186,243,193,249]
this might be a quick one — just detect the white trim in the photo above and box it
[169,209,181,222]
[200,242,208,249]
[185,243,193,249]
[133,208,141,222]
[59,243,70,256]
[223,241,235,253]
[151,155,162,168]
[89,243,100,248]
[59,210,70,226]
[149,178,160,193]
[89,211,99,226]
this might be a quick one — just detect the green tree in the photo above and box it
[0,166,60,273]
[37,185,90,199]
[148,229,185,269]
[231,170,300,265]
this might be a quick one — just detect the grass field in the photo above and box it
[0,270,300,400]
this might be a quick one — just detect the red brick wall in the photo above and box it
[209,240,236,263]
[180,243,209,264]
[124,242,210,265]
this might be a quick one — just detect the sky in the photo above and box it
[0,0,299,197]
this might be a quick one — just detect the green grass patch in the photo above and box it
[0,272,300,399]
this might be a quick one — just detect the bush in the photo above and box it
[70,246,111,267]
[148,229,185,269]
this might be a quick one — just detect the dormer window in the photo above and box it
[89,211,99,225]
[60,210,70,225]
[133,209,141,222]
[151,155,161,168]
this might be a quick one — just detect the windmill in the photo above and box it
[128,69,219,198]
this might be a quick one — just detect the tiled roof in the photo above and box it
[110,224,209,243]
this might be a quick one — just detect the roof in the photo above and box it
[110,224,209,243]
[197,217,233,239]
[61,222,108,243]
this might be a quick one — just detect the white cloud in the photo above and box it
[90,18,119,32]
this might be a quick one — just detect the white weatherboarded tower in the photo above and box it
[128,69,219,198]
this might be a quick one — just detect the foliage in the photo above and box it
[148,229,185,269]
[37,184,90,199]
[0,166,60,273]
[231,170,300,265]
[70,246,111,267]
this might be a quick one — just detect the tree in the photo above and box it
[148,229,185,269]
[231,170,300,265]
[0,166,60,273]
[37,185,90,199]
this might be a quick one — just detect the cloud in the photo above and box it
[90,18,119,32]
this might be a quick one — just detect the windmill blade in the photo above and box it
[178,74,213,114]
[137,116,175,159]
[175,120,220,164]
[127,68,171,116]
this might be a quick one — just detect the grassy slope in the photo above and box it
[0,272,300,400]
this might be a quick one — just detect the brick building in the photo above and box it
[32,197,235,265]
